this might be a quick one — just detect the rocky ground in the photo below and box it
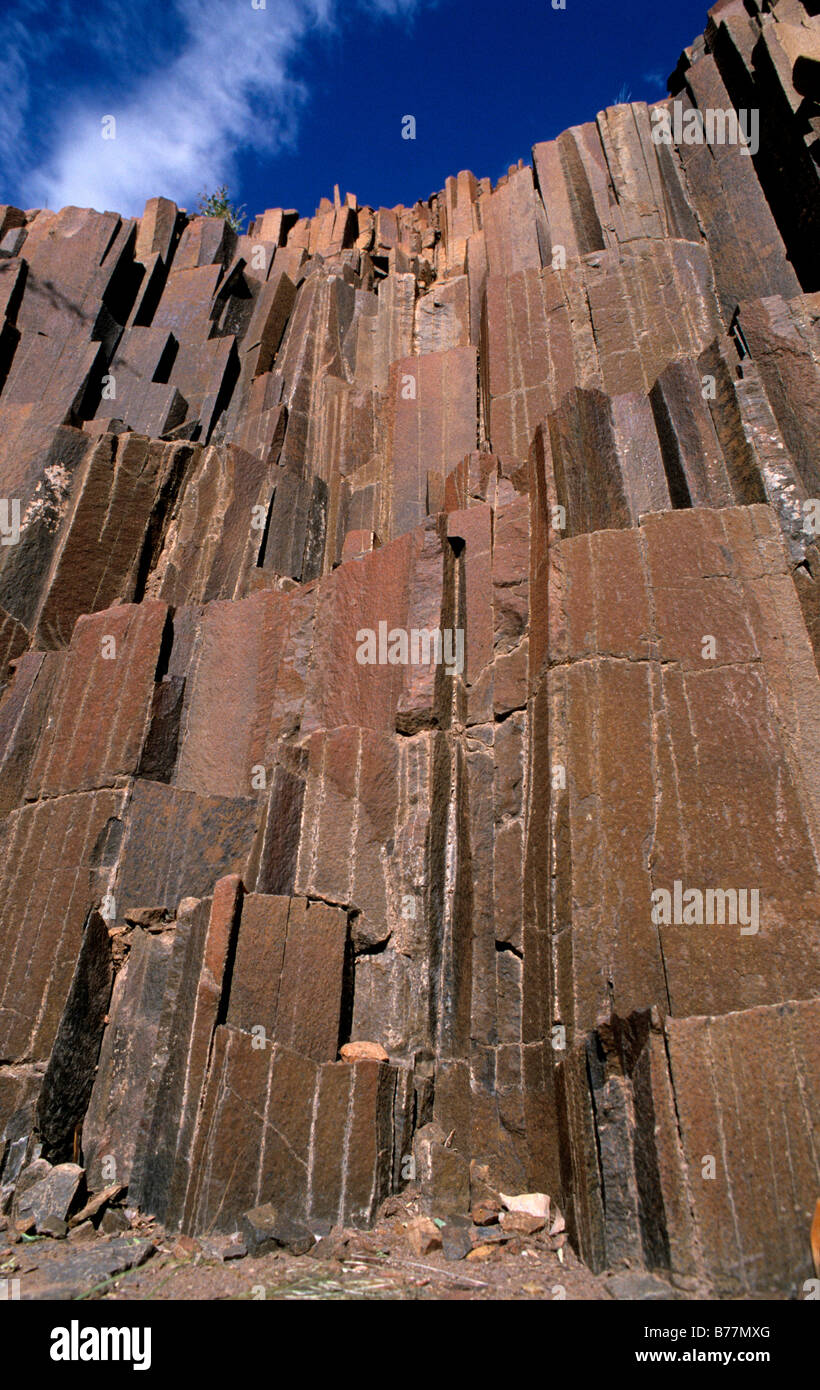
[2,1186,781,1302]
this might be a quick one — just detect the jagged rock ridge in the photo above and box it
[0,0,819,1296]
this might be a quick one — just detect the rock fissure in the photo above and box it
[0,0,818,1297]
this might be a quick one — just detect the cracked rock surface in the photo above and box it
[1,0,819,1300]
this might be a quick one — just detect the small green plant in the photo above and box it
[196,185,247,233]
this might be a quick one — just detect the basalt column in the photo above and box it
[0,0,819,1298]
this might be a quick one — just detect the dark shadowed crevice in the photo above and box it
[255,492,276,568]
[36,910,115,1164]
[649,384,694,510]
[337,925,356,1052]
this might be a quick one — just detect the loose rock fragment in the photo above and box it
[15,1163,84,1233]
[499,1210,546,1236]
[240,1203,315,1256]
[441,1216,473,1261]
[405,1216,442,1256]
[339,1041,389,1063]
[498,1192,550,1221]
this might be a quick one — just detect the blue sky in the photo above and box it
[0,0,712,221]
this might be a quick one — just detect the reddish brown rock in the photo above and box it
[340,1041,389,1062]
[273,897,347,1062]
[0,789,128,1062]
[563,1000,820,1295]
[0,1,818,1298]
[25,602,167,797]
[405,1215,442,1255]
[386,347,477,537]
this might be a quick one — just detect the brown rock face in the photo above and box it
[0,0,819,1297]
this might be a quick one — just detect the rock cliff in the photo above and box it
[1,0,819,1296]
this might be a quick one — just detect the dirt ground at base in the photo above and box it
[104,1239,606,1302]
[1,1190,780,1302]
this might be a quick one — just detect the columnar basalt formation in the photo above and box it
[1,0,819,1297]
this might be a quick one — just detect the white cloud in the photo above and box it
[28,0,331,214]
[19,0,420,217]
[0,7,42,170]
[0,0,143,175]
[642,69,667,92]
[0,45,28,156]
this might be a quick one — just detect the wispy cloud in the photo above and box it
[0,0,160,189]
[642,69,667,94]
[0,0,421,216]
